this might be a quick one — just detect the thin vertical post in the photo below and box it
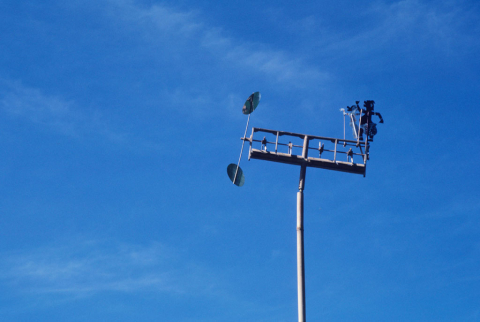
[357,109,362,144]
[297,135,308,322]
[297,183,306,322]
[275,131,279,153]
[333,139,338,162]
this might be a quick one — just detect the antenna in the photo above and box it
[341,101,384,146]
[227,92,261,186]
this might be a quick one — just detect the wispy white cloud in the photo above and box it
[104,0,205,41]
[0,79,168,150]
[6,0,476,141]
[97,0,478,118]
[103,0,328,87]
[371,0,475,49]
[0,239,221,299]
[0,79,117,139]
[322,0,479,60]
[200,28,327,86]
[0,80,81,137]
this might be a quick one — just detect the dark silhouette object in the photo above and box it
[318,142,324,157]
[347,148,354,162]
[346,100,384,142]
[261,136,268,151]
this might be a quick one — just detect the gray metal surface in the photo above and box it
[246,127,368,176]
[297,190,306,322]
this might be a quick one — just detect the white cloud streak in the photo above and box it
[0,80,168,150]
[201,29,326,85]
[0,79,124,140]
[0,240,220,299]
[0,80,81,137]
[4,0,477,141]
[100,0,479,80]
[104,0,328,87]
[322,0,479,60]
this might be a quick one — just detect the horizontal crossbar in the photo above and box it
[249,149,365,175]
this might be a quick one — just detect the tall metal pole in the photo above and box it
[297,136,308,322]
[297,171,306,322]
[246,128,369,320]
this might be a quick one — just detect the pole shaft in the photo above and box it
[297,159,307,322]
[297,189,306,322]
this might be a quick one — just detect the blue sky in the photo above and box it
[1,0,479,321]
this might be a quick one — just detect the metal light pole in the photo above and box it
[227,94,384,321]
[297,164,306,322]
[297,136,308,322]
[244,127,369,322]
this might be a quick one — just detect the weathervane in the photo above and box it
[227,94,383,322]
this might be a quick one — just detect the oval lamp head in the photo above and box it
[227,163,245,187]
[242,92,261,115]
